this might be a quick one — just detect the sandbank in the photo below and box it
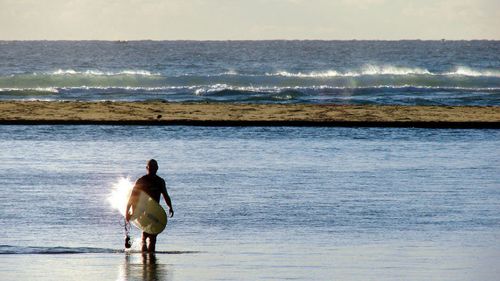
[0,101,499,128]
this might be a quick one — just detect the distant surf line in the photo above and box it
[1,64,499,78]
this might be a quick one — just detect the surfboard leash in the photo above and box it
[124,219,132,249]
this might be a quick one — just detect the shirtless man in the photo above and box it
[126,159,174,252]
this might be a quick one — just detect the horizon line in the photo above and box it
[1,38,499,42]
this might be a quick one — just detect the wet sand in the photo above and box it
[0,101,499,128]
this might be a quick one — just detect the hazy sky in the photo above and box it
[1,0,499,40]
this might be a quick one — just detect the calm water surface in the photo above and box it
[0,126,499,280]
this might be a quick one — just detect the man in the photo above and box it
[126,159,174,252]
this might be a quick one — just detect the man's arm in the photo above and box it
[162,190,174,217]
[125,190,138,222]
[125,200,132,222]
[125,181,141,222]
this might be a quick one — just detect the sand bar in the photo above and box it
[0,101,499,128]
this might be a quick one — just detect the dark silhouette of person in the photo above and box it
[126,159,174,252]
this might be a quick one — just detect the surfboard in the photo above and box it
[128,190,167,235]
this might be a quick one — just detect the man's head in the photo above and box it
[146,159,159,175]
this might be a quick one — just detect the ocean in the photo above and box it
[0,41,499,280]
[0,40,499,105]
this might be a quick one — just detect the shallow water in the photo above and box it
[0,126,499,280]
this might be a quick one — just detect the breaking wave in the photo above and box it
[267,65,500,78]
[48,69,160,76]
[444,66,500,77]
[268,65,432,77]
[2,67,499,89]
[0,65,499,105]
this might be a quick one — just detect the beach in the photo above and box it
[1,101,499,128]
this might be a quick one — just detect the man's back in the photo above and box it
[134,174,166,203]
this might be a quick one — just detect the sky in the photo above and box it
[0,0,499,40]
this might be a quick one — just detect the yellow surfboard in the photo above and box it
[129,191,167,235]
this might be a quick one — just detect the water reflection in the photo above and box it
[118,253,170,281]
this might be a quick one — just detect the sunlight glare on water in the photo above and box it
[107,177,134,217]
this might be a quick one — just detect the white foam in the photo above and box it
[266,65,500,78]
[223,70,239,75]
[445,66,500,77]
[193,84,500,95]
[267,65,432,78]
[0,87,59,93]
[194,84,233,95]
[52,69,79,75]
[355,65,432,76]
[270,70,343,78]
[49,69,159,76]
[118,70,158,76]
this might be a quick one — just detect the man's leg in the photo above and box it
[141,232,148,252]
[148,235,157,252]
